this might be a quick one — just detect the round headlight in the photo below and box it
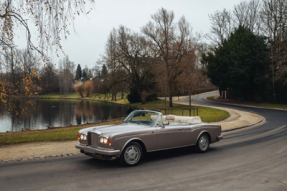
[83,135,87,140]
[80,135,84,140]
[100,137,104,143]
[103,138,108,144]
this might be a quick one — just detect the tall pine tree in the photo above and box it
[82,71,87,78]
[76,64,82,80]
[101,64,108,78]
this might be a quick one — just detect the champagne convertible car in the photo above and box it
[76,110,223,166]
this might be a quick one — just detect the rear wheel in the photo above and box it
[119,142,143,166]
[196,133,209,153]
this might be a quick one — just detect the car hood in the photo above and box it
[78,123,147,136]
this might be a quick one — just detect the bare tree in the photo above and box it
[233,0,262,34]
[142,8,192,107]
[153,62,169,106]
[104,29,118,101]
[74,81,84,98]
[261,0,287,100]
[208,9,233,44]
[40,62,59,93]
[208,0,262,44]
[0,0,94,107]
[101,26,154,104]
[58,55,75,96]
[84,80,94,97]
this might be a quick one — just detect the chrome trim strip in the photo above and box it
[148,144,195,152]
[89,130,101,135]
[75,143,120,156]
[217,135,223,140]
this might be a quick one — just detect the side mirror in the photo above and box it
[163,121,169,126]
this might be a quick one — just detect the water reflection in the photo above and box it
[0,99,133,132]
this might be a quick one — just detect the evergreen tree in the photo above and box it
[76,64,82,80]
[202,25,269,101]
[82,71,87,78]
[101,64,108,78]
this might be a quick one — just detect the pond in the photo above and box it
[0,99,134,133]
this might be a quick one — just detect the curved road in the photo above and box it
[1,91,287,191]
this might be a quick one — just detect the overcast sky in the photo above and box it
[16,0,250,69]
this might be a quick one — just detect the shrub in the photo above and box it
[74,81,84,98]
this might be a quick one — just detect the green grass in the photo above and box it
[129,100,229,123]
[206,96,216,101]
[207,96,287,109]
[0,120,122,146]
[33,92,130,104]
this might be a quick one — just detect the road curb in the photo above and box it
[222,116,266,132]
[0,152,80,163]
[204,98,267,132]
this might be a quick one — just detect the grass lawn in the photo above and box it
[34,92,130,104]
[207,96,287,110]
[0,120,122,146]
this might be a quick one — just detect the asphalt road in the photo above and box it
[1,92,287,191]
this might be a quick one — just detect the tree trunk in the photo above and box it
[189,91,191,107]
[189,88,191,116]
[11,48,15,94]
[169,92,173,108]
[271,46,276,102]
[165,96,166,107]
[169,81,173,107]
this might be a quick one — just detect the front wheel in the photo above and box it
[196,133,210,153]
[119,142,143,166]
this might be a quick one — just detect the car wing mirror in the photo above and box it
[163,121,169,127]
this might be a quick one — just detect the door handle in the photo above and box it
[178,128,183,130]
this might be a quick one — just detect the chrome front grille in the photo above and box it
[91,133,99,147]
[87,132,92,145]
[87,131,99,147]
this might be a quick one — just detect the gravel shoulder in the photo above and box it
[0,141,79,162]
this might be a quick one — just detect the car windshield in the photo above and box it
[123,111,159,127]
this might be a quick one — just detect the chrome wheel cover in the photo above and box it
[124,145,141,165]
[199,135,209,151]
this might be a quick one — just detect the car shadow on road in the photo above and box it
[79,146,219,168]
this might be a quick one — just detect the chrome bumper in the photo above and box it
[75,143,120,157]
[217,135,223,141]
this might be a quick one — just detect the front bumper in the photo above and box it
[75,143,120,157]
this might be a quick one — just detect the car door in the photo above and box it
[155,125,191,150]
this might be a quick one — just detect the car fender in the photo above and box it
[196,130,210,143]
[119,137,145,155]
